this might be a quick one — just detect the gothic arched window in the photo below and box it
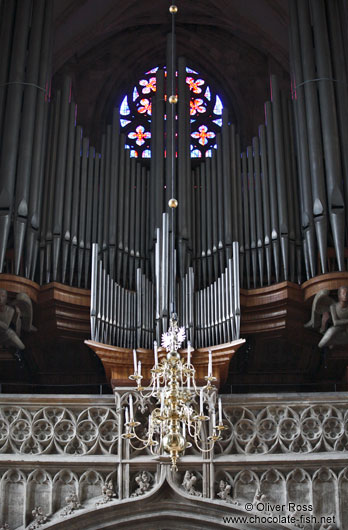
[120,67,223,158]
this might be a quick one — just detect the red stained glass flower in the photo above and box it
[137,98,152,115]
[139,77,157,94]
[186,77,204,94]
[190,98,206,116]
[128,125,151,146]
[191,125,216,146]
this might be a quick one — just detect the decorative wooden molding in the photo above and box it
[85,339,245,389]
[1,272,348,389]
[0,274,41,302]
[302,271,348,301]
[240,281,303,334]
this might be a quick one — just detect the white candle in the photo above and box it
[208,350,212,377]
[200,388,204,415]
[187,341,191,366]
[154,340,158,367]
[183,422,186,439]
[138,360,141,377]
[129,394,134,420]
[125,406,129,424]
[218,398,222,423]
[212,410,216,428]
[133,349,137,374]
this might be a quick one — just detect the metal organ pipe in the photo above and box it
[13,0,46,277]
[0,0,32,273]
[310,0,345,271]
[296,0,327,275]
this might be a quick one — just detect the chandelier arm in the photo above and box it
[128,438,153,451]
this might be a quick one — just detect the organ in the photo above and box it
[0,0,348,392]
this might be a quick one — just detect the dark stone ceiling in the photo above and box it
[52,0,290,148]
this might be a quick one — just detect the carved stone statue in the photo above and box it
[253,487,265,504]
[131,471,151,497]
[96,480,116,505]
[0,289,36,350]
[217,479,233,502]
[182,470,202,497]
[305,286,348,349]
[28,506,48,529]
[61,491,81,516]
[0,523,10,530]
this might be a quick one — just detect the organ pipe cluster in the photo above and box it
[0,0,347,322]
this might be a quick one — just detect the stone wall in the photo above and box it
[0,393,348,529]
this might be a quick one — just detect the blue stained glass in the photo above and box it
[205,150,212,157]
[213,95,223,115]
[120,119,131,127]
[212,118,222,127]
[186,67,198,74]
[204,86,211,101]
[133,87,139,101]
[146,67,159,74]
[142,149,151,158]
[120,96,130,115]
[191,148,202,158]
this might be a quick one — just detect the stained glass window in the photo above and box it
[120,66,223,158]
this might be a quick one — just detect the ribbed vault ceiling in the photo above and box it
[52,0,290,146]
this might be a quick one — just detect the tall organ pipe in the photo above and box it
[62,102,76,284]
[108,108,120,278]
[215,135,225,273]
[241,152,250,288]
[281,91,296,282]
[287,99,303,284]
[52,76,71,282]
[44,90,61,284]
[84,146,95,287]
[264,101,280,282]
[0,0,16,144]
[102,125,112,269]
[270,75,289,281]
[200,163,208,287]
[26,0,53,280]
[310,0,345,270]
[69,126,83,286]
[326,0,348,234]
[0,0,32,272]
[288,0,317,278]
[252,136,265,286]
[258,126,271,285]
[222,108,233,261]
[247,145,257,287]
[116,135,126,282]
[14,0,46,276]
[296,0,327,274]
[77,137,89,287]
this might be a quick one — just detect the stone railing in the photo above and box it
[1,393,348,529]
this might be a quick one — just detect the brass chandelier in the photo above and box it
[122,314,226,471]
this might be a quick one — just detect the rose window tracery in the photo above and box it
[119,66,223,158]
